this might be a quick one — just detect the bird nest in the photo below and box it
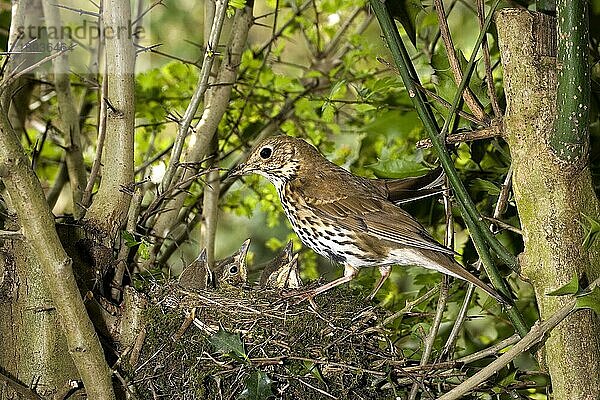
[125,281,459,399]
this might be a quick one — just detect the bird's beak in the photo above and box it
[238,238,251,261]
[226,163,251,181]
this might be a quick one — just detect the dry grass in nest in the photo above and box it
[125,282,464,399]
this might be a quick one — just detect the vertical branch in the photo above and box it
[476,0,502,118]
[41,1,88,219]
[82,63,109,208]
[159,0,228,194]
[111,187,142,301]
[148,3,253,250]
[85,0,135,239]
[550,0,589,165]
[409,182,454,400]
[201,137,220,269]
[440,165,515,359]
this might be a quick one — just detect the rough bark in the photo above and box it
[497,9,600,399]
[0,239,77,398]
[0,2,112,397]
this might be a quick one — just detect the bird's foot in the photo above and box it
[281,289,319,308]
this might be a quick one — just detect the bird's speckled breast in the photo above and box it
[277,182,381,268]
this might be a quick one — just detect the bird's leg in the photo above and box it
[366,265,392,301]
[303,264,360,298]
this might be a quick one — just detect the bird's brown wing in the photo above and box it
[370,167,445,204]
[305,193,455,255]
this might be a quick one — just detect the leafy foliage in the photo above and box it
[12,0,600,397]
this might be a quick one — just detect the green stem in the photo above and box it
[369,0,528,336]
[551,0,589,164]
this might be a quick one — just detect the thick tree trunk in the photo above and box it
[497,9,600,399]
[0,240,78,398]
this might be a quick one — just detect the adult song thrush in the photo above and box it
[229,135,504,302]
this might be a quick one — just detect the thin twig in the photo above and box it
[321,7,364,56]
[81,67,108,208]
[200,137,220,269]
[433,0,487,123]
[477,0,502,118]
[409,182,454,400]
[416,124,502,149]
[380,285,440,327]
[1,45,76,90]
[53,3,99,17]
[440,166,515,359]
[482,216,522,235]
[131,0,164,27]
[488,163,514,233]
[295,377,338,399]
[455,334,520,364]
[111,186,143,301]
[159,0,228,193]
[412,81,481,125]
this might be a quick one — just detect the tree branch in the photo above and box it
[85,0,135,239]
[550,0,589,165]
[0,103,115,399]
[438,277,600,400]
[41,0,87,219]
[159,0,228,194]
[433,0,487,123]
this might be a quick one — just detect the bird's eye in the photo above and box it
[259,146,272,159]
[229,265,238,275]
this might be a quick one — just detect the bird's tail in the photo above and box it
[422,250,512,305]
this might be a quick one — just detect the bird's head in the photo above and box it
[213,238,250,287]
[228,136,316,184]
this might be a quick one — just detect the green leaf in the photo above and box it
[581,213,600,250]
[321,101,335,122]
[328,79,347,100]
[303,360,326,385]
[386,0,424,46]
[209,328,248,361]
[430,50,490,123]
[362,110,421,139]
[575,286,600,315]
[122,230,139,248]
[239,370,274,400]
[138,239,151,260]
[547,275,580,296]
[368,158,429,179]
[227,0,246,17]
[498,370,518,387]
[470,178,501,196]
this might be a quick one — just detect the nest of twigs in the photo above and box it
[126,281,465,399]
